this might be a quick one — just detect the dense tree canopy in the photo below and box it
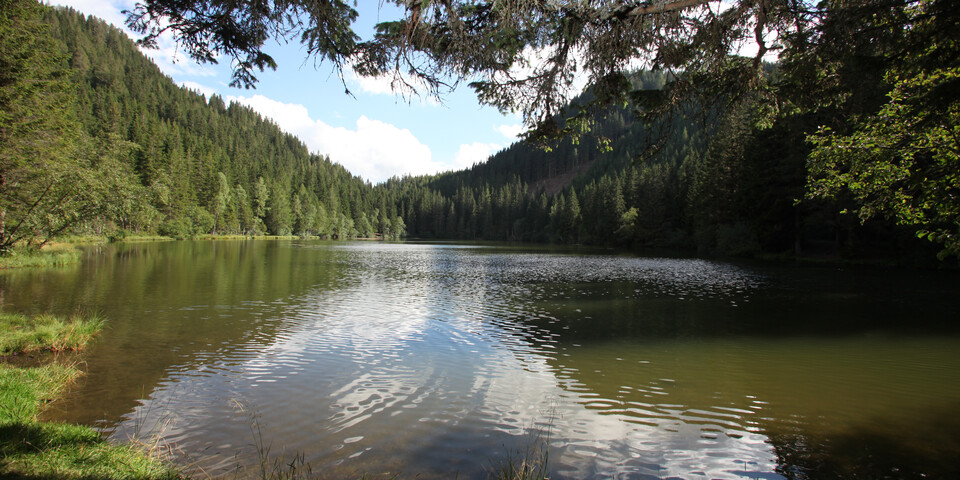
[1,0,956,262]
[126,0,796,128]
[0,4,406,251]
[0,0,100,253]
[125,0,960,258]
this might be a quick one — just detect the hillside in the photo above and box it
[4,2,946,264]
[40,5,403,240]
[382,74,943,263]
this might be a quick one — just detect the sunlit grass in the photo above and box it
[0,363,183,479]
[0,362,79,422]
[0,312,182,480]
[0,243,81,269]
[0,312,104,355]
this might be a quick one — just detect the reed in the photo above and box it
[0,312,104,355]
[487,435,551,480]
[0,243,81,269]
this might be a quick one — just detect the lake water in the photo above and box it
[2,240,959,479]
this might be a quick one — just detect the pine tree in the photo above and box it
[0,0,93,252]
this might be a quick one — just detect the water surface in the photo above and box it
[2,240,958,479]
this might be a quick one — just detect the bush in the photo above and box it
[158,207,216,239]
[158,218,193,240]
[185,206,215,235]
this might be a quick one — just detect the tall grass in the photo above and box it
[0,310,183,479]
[0,312,105,355]
[0,363,183,479]
[0,362,79,422]
[0,243,82,269]
[487,437,551,480]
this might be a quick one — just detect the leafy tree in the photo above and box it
[126,0,359,88]
[253,175,269,233]
[265,180,292,236]
[808,66,960,258]
[617,207,639,245]
[0,0,96,253]
[390,216,406,240]
[234,182,254,234]
[315,204,329,238]
[806,0,960,258]
[124,0,793,138]
[124,0,960,261]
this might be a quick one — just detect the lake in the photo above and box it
[2,240,959,479]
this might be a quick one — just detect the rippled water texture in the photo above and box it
[2,240,959,479]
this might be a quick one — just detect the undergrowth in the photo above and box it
[0,243,81,269]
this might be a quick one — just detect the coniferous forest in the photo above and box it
[1,1,953,266]
[3,3,405,250]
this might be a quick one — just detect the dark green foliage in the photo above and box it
[806,0,960,259]
[27,5,404,242]
[0,0,95,253]
[12,2,952,262]
[383,63,945,262]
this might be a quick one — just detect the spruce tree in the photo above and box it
[0,0,93,253]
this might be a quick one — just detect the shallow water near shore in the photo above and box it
[2,240,959,479]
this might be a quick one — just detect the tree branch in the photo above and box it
[604,0,713,21]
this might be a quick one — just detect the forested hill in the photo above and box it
[7,3,945,264]
[40,6,404,240]
[383,74,944,264]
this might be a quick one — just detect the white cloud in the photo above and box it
[495,123,525,140]
[226,95,446,183]
[179,81,216,98]
[348,69,395,96]
[346,67,439,106]
[453,142,501,170]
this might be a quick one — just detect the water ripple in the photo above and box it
[89,242,960,480]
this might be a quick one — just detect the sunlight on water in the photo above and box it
[2,240,958,479]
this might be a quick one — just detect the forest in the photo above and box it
[1,0,957,266]
[1,1,406,254]
[384,73,947,264]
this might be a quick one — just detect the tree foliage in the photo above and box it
[805,0,960,258]
[809,66,960,258]
[124,0,796,133]
[123,0,960,258]
[4,0,957,262]
[0,4,407,250]
[0,0,100,253]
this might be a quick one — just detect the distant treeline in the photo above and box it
[383,71,943,263]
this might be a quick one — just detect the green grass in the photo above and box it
[0,243,82,269]
[0,364,183,480]
[0,313,183,480]
[0,312,104,355]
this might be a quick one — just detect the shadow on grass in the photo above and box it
[0,420,182,480]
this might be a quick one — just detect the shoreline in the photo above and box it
[0,312,183,480]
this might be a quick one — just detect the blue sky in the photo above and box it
[51,0,526,183]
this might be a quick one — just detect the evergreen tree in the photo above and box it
[0,0,94,252]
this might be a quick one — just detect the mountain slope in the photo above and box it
[42,5,403,239]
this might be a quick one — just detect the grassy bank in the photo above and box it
[0,243,82,269]
[0,312,103,355]
[0,313,182,480]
